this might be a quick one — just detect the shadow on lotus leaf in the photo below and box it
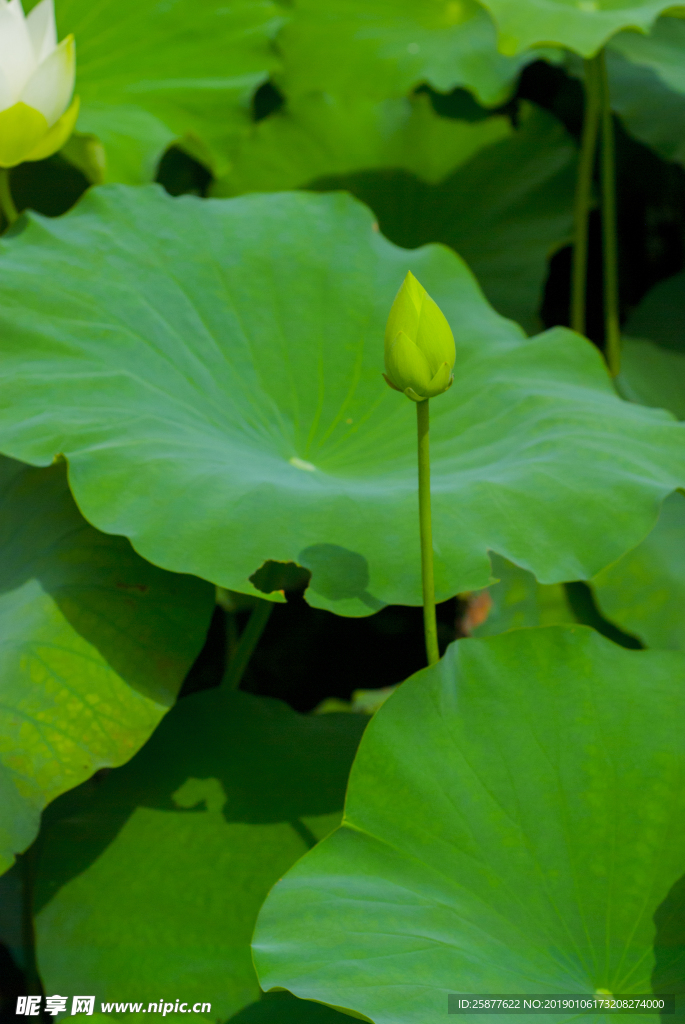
[298,543,384,611]
[228,990,352,1023]
[31,688,367,914]
[653,872,685,1021]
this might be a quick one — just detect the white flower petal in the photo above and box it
[0,65,15,111]
[26,0,56,63]
[7,0,25,19]
[19,32,73,125]
[0,0,36,98]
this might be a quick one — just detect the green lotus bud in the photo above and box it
[383,271,455,402]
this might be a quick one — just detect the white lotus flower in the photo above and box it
[0,0,77,167]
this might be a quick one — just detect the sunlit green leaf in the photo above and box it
[0,456,213,875]
[34,689,367,1022]
[42,0,284,183]
[212,92,512,196]
[274,0,548,108]
[479,0,679,57]
[0,186,684,618]
[254,626,685,1024]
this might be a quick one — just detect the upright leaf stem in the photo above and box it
[221,599,272,691]
[416,399,439,667]
[571,54,601,337]
[599,51,621,376]
[0,167,18,228]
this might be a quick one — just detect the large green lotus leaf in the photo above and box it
[478,0,682,57]
[1,187,685,618]
[42,0,284,183]
[593,490,685,649]
[470,552,574,637]
[275,0,547,107]
[0,456,213,876]
[311,104,576,332]
[253,625,685,1023]
[212,92,512,196]
[618,337,685,420]
[34,688,367,1023]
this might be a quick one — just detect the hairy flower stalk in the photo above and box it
[384,271,455,666]
[0,0,78,222]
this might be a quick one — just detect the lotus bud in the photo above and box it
[0,0,78,168]
[383,271,456,402]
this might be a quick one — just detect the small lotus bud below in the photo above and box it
[383,271,456,402]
